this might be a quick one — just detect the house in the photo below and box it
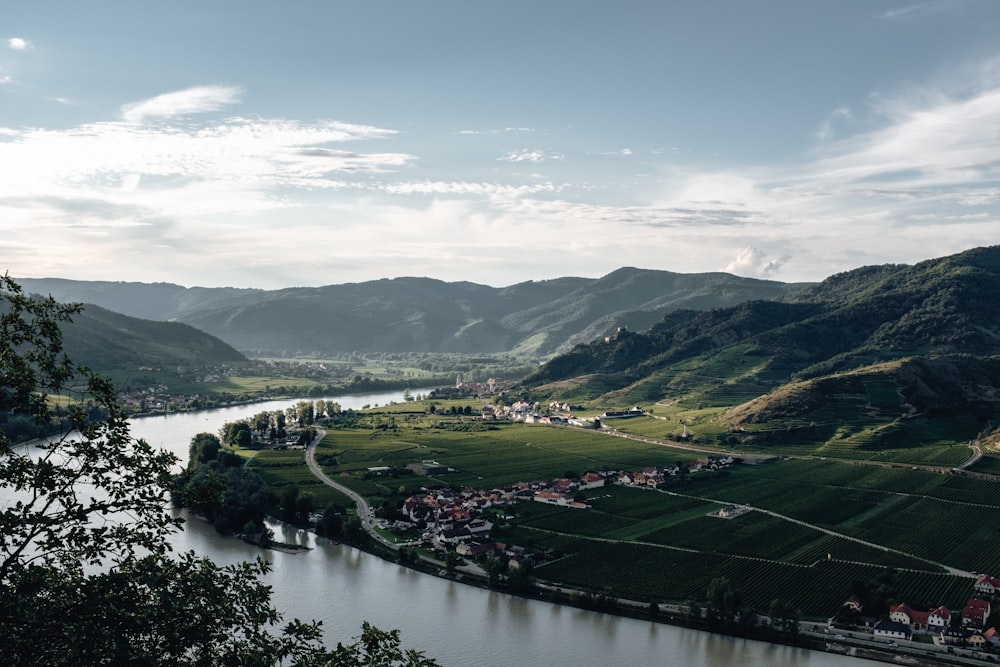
[533,491,571,506]
[928,606,952,629]
[455,540,497,558]
[843,595,864,613]
[466,518,493,536]
[963,598,991,628]
[407,460,450,476]
[889,603,930,628]
[941,627,976,645]
[873,619,910,640]
[889,603,913,625]
[579,472,605,490]
[601,407,645,419]
[975,574,1000,596]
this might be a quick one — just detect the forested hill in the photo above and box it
[18,269,808,357]
[523,245,1000,448]
[59,304,247,370]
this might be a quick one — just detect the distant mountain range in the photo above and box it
[17,270,809,357]
[524,245,1000,449]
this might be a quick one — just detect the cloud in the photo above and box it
[498,149,564,163]
[458,127,535,135]
[120,86,244,123]
[4,58,1000,289]
[723,247,790,279]
[805,84,1000,192]
[877,0,961,20]
[7,37,30,50]
[382,181,557,197]
[816,107,854,141]
[0,105,413,247]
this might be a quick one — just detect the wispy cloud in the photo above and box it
[498,149,564,163]
[120,86,245,123]
[877,0,963,20]
[4,63,1000,288]
[458,127,535,135]
[0,93,414,249]
[7,37,31,50]
[816,107,854,141]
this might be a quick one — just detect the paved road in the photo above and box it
[303,429,484,577]
[304,429,393,549]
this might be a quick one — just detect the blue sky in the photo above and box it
[2,1,999,288]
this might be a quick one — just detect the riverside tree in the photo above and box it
[0,275,437,667]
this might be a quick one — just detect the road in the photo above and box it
[303,429,393,549]
[303,429,485,576]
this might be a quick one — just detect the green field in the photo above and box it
[260,408,1000,620]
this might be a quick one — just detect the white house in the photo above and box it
[873,619,910,640]
[928,606,952,629]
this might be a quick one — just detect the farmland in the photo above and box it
[263,406,998,620]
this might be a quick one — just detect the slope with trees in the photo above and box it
[0,275,437,666]
[18,269,809,357]
[521,246,1000,453]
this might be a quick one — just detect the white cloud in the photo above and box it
[459,127,535,135]
[120,86,245,123]
[498,149,564,163]
[4,60,1000,289]
[816,107,854,141]
[878,0,962,20]
[723,247,790,279]
[7,37,30,50]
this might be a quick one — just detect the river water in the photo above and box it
[129,391,874,666]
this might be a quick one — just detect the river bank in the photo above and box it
[133,393,885,665]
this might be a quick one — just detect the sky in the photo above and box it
[2,1,1000,289]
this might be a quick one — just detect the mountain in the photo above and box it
[523,246,1000,450]
[18,271,808,357]
[13,278,263,321]
[58,303,247,371]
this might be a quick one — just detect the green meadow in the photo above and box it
[258,406,997,620]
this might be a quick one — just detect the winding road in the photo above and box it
[303,429,394,549]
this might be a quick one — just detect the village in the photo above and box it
[835,574,1000,652]
[387,454,735,567]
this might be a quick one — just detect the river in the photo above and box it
[129,391,876,666]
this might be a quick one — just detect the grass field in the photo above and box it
[255,408,999,620]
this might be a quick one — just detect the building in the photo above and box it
[975,574,1000,596]
[928,606,952,629]
[962,598,991,628]
[873,619,911,640]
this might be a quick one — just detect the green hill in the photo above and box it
[59,303,246,371]
[523,246,1000,457]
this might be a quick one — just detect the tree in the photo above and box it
[296,400,315,426]
[281,484,301,523]
[0,275,437,666]
[327,622,439,667]
[444,550,460,574]
[188,432,221,467]
[315,502,345,539]
[223,419,253,447]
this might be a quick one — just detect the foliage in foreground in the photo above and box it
[0,275,438,666]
